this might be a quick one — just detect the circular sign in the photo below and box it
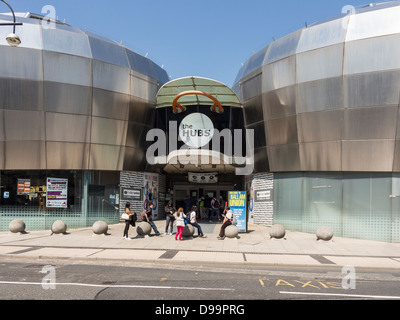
[179,113,214,148]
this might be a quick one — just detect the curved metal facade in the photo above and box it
[0,13,169,172]
[234,2,400,173]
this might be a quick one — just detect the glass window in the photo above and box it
[0,170,121,231]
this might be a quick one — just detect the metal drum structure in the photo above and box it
[234,2,400,242]
[0,12,168,230]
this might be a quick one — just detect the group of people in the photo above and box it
[165,201,207,241]
[122,200,235,241]
[123,202,160,240]
[198,195,226,222]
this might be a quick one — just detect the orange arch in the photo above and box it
[172,90,223,114]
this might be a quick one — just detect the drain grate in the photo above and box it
[159,250,179,259]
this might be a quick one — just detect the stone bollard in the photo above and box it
[51,220,67,235]
[136,222,151,237]
[92,221,109,235]
[316,226,334,241]
[9,219,26,234]
[269,224,286,239]
[182,224,194,238]
[225,225,239,239]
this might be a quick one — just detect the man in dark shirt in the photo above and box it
[143,203,160,236]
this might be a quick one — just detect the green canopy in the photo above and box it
[156,76,241,108]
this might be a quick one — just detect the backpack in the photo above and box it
[131,212,137,222]
[140,210,147,221]
[212,198,219,208]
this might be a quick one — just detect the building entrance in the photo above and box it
[171,182,236,220]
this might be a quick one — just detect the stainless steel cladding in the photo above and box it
[0,13,169,171]
[233,2,400,173]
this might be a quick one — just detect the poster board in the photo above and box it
[228,191,247,233]
[46,178,68,208]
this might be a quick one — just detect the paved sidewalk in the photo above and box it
[0,220,400,270]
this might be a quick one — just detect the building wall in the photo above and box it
[0,14,168,172]
[0,14,169,231]
[235,3,400,242]
[233,3,400,173]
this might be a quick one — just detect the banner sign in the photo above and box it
[228,191,247,233]
[46,178,68,208]
[188,172,218,184]
[121,188,142,201]
[255,189,272,202]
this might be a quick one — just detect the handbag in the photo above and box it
[121,213,130,220]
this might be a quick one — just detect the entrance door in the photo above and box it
[174,188,199,212]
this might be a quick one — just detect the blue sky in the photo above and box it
[8,0,372,86]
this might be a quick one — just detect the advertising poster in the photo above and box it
[143,173,158,217]
[228,191,247,233]
[17,179,31,195]
[46,178,68,208]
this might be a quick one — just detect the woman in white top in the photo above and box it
[173,207,186,241]
[189,206,206,238]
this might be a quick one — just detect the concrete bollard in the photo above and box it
[51,220,67,235]
[225,225,239,239]
[182,224,195,238]
[92,221,109,235]
[269,224,286,239]
[136,222,151,236]
[316,226,334,241]
[9,219,26,234]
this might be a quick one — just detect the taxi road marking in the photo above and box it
[280,291,400,300]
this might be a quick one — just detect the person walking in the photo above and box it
[174,207,186,241]
[209,196,220,222]
[122,202,136,240]
[184,195,191,212]
[188,205,206,238]
[164,201,175,235]
[218,206,233,240]
[142,203,160,236]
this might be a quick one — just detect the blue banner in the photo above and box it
[228,191,247,233]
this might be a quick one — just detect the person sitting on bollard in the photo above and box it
[173,207,186,241]
[218,206,233,240]
[164,201,176,235]
[142,203,160,236]
[188,205,207,238]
